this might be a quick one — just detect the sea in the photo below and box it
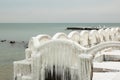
[0,23,120,80]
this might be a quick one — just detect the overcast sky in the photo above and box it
[0,0,120,23]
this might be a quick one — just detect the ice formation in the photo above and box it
[13,27,120,80]
[28,34,51,53]
[89,30,99,46]
[115,27,120,41]
[27,34,51,59]
[14,39,93,80]
[68,31,80,44]
[80,31,89,47]
[31,40,93,80]
[104,28,111,41]
[52,32,68,39]
[98,29,105,42]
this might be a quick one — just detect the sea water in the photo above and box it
[0,23,120,41]
[0,23,120,80]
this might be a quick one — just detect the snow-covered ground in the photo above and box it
[93,50,120,80]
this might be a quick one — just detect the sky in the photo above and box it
[0,0,120,23]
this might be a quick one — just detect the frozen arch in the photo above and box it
[89,30,99,46]
[52,32,68,39]
[86,41,120,56]
[104,28,111,41]
[28,34,51,51]
[80,31,89,47]
[26,34,51,59]
[68,31,80,44]
[98,29,105,42]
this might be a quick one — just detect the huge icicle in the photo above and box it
[14,36,93,80]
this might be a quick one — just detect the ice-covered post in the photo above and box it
[78,54,93,80]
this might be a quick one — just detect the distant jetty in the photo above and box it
[66,27,103,30]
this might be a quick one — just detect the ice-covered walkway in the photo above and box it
[93,50,120,80]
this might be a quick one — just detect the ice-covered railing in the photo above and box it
[31,40,93,80]
[86,41,120,62]
[52,32,68,39]
[26,34,51,60]
[13,27,120,80]
[51,27,120,48]
[14,39,93,80]
[28,27,120,48]
[27,27,120,49]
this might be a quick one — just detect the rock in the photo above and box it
[10,41,15,44]
[1,40,6,42]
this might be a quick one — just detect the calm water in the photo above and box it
[0,23,120,41]
[0,23,120,80]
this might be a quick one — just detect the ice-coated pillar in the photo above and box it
[78,54,93,80]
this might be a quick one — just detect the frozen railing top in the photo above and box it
[26,27,120,60]
[26,33,87,60]
[28,34,51,51]
[28,27,120,49]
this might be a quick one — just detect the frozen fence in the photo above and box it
[14,39,93,80]
[13,27,120,80]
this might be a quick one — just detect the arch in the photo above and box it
[80,31,89,47]
[26,34,51,59]
[86,41,120,56]
[98,29,105,42]
[52,32,68,39]
[110,28,116,41]
[37,40,84,65]
[36,34,51,42]
[104,28,111,41]
[68,31,80,44]
[115,27,120,41]
[89,30,99,46]
[110,27,120,41]
[28,34,51,51]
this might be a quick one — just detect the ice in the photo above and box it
[13,27,120,80]
[30,40,93,80]
[68,31,80,44]
[80,31,89,47]
[52,32,68,40]
[89,30,99,46]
